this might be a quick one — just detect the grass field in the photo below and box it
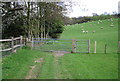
[2,18,118,79]
[61,18,118,53]
[2,49,118,79]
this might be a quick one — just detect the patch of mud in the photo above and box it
[34,58,44,63]
[54,51,70,57]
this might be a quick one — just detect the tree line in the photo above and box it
[64,14,119,25]
[1,2,66,40]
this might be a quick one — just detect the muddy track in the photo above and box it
[25,58,44,79]
[54,51,70,57]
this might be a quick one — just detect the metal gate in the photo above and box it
[32,38,90,53]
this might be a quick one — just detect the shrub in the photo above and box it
[22,46,31,49]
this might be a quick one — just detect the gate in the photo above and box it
[32,38,90,53]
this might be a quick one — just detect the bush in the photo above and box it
[22,46,31,49]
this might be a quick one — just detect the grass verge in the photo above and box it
[2,48,47,79]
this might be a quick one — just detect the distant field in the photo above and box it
[61,18,118,53]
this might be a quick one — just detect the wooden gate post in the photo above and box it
[31,37,34,50]
[105,44,107,54]
[20,36,23,48]
[11,37,14,52]
[72,39,76,53]
[88,40,90,53]
[118,41,120,53]
[94,41,96,53]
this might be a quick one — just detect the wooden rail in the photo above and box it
[0,36,23,52]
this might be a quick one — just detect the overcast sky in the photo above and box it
[65,0,120,18]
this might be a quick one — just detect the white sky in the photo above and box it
[66,0,120,18]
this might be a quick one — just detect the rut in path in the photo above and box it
[54,51,70,57]
[53,51,70,79]
[25,58,44,79]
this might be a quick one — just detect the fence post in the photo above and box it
[72,39,76,53]
[94,41,96,53]
[105,44,107,54]
[25,37,27,45]
[11,37,14,52]
[118,41,120,53]
[23,37,25,45]
[26,38,28,46]
[20,36,23,48]
[15,38,17,46]
[88,40,90,53]
[31,37,34,50]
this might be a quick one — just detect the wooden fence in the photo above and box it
[0,36,24,52]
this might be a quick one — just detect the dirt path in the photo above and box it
[26,51,70,79]
[54,51,70,57]
[25,58,44,79]
[53,51,70,79]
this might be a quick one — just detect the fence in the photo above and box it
[90,40,119,54]
[32,38,90,53]
[0,36,24,53]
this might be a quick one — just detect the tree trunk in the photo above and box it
[46,27,49,38]
[27,2,30,40]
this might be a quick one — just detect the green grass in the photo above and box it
[2,48,48,79]
[37,53,118,79]
[58,54,118,79]
[3,49,118,79]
